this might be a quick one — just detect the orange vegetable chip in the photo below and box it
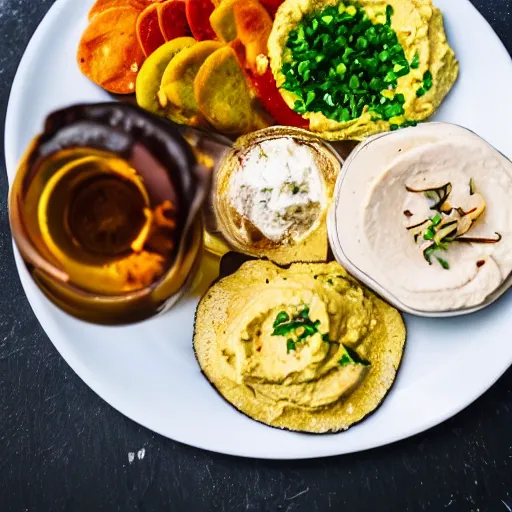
[158,0,192,41]
[137,3,166,57]
[88,0,154,20]
[78,6,145,94]
[233,0,272,72]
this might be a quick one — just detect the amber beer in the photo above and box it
[9,103,212,325]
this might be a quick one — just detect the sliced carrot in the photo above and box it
[88,0,153,20]
[158,0,192,41]
[137,3,166,57]
[185,0,216,41]
[233,0,273,72]
[78,6,145,94]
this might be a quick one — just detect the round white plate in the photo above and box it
[5,0,512,459]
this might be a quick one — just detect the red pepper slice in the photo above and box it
[137,3,166,57]
[185,0,217,41]
[158,0,192,41]
[248,68,309,129]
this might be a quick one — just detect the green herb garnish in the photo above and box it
[273,306,321,350]
[408,181,500,270]
[273,311,290,328]
[272,320,308,337]
[281,3,415,127]
[430,213,442,226]
[385,5,394,25]
[416,70,433,97]
[410,51,420,69]
[287,339,296,353]
[339,345,370,366]
[436,257,450,270]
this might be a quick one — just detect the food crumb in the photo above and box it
[128,452,135,464]
[137,448,146,460]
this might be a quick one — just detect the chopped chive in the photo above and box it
[423,70,433,90]
[282,2,412,127]
[430,213,442,226]
[385,5,394,24]
[436,257,450,270]
[339,345,370,366]
[410,51,420,69]
[273,311,290,327]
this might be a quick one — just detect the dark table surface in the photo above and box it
[1,1,511,511]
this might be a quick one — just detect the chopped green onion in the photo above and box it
[423,70,433,90]
[385,5,394,25]
[349,75,361,89]
[339,345,370,366]
[282,2,413,127]
[436,257,450,270]
[273,311,290,327]
[336,62,347,75]
[430,213,442,226]
[410,51,420,69]
[287,339,296,353]
[306,91,316,106]
[423,226,435,240]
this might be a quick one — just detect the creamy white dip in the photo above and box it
[330,123,512,313]
[227,137,325,243]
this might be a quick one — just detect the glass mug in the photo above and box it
[9,103,230,325]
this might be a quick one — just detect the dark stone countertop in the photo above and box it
[0,1,511,511]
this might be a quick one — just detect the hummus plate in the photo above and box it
[328,123,512,317]
[4,0,512,458]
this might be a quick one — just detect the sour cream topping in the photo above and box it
[227,137,326,243]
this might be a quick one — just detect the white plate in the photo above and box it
[5,0,512,459]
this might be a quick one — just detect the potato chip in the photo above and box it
[209,0,239,43]
[161,40,222,115]
[78,6,145,95]
[194,46,269,133]
[136,37,196,120]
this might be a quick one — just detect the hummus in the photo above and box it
[193,260,406,433]
[268,0,459,140]
[329,123,512,314]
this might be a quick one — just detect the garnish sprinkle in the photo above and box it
[406,179,501,270]
[282,2,420,129]
[339,345,370,366]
